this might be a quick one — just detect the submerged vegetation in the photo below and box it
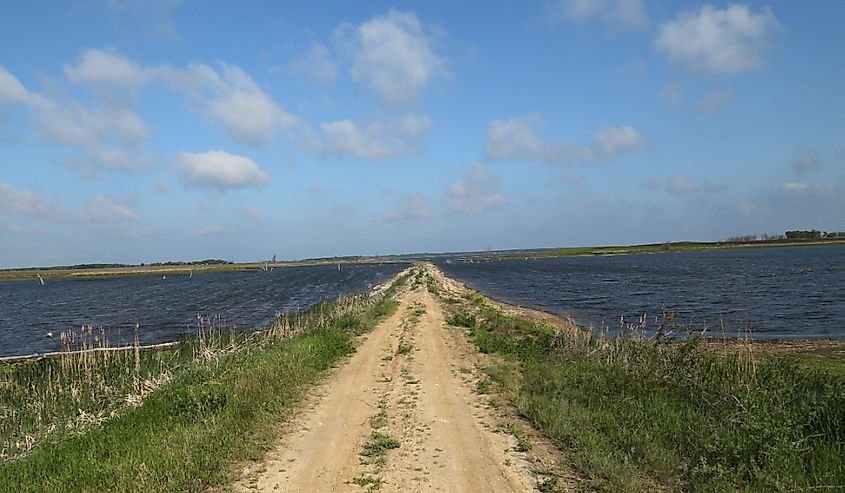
[441,282,844,492]
[0,270,408,492]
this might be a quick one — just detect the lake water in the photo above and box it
[0,263,408,357]
[435,246,844,339]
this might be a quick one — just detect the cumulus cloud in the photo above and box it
[0,182,143,229]
[41,102,151,174]
[0,67,49,107]
[64,48,156,87]
[666,175,702,194]
[1,64,150,176]
[696,90,736,113]
[63,50,308,147]
[484,115,643,164]
[83,196,141,223]
[793,148,821,173]
[376,194,435,223]
[446,164,507,214]
[155,179,173,194]
[550,0,648,30]
[665,175,724,194]
[319,114,432,160]
[0,181,73,222]
[654,4,781,74]
[240,207,262,221]
[590,126,643,155]
[334,9,447,110]
[782,182,809,192]
[167,62,305,145]
[289,43,338,85]
[178,150,270,191]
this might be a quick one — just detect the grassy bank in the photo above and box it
[441,288,844,492]
[0,272,407,492]
[492,237,845,260]
[0,258,405,282]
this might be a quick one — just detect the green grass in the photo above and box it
[453,303,845,492]
[360,431,401,458]
[0,274,407,492]
[775,353,845,379]
[494,237,845,260]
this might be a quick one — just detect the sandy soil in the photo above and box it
[234,275,565,492]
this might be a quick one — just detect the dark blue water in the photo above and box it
[0,263,407,357]
[435,246,844,339]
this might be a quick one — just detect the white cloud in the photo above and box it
[196,225,235,237]
[665,175,724,194]
[446,164,507,214]
[484,115,643,164]
[666,175,701,194]
[1,65,150,176]
[0,67,48,107]
[550,0,648,30]
[590,125,643,155]
[289,43,338,85]
[793,148,820,173]
[319,114,432,160]
[64,48,156,87]
[696,90,735,113]
[0,182,143,230]
[83,196,141,223]
[334,9,447,110]
[155,179,173,194]
[654,4,781,74]
[782,182,809,192]
[63,50,308,147]
[0,181,73,222]
[41,103,151,175]
[376,194,435,223]
[178,150,270,191]
[240,207,262,221]
[168,62,303,145]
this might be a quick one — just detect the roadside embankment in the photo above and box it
[0,269,411,492]
[428,264,845,492]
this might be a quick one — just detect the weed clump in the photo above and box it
[463,303,845,491]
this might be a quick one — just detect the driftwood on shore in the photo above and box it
[0,341,181,365]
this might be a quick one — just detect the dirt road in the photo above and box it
[236,278,542,492]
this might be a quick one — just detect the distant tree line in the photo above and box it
[785,230,822,239]
[725,230,844,242]
[145,259,233,266]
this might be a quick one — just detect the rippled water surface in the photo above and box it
[0,263,407,357]
[435,246,843,339]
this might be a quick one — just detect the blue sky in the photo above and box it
[0,0,843,268]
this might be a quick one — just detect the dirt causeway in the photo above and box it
[235,276,560,492]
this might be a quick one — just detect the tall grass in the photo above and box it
[446,293,845,492]
[0,270,408,491]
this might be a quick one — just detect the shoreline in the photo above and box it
[430,265,845,360]
[2,238,842,283]
[0,267,414,365]
[0,259,408,282]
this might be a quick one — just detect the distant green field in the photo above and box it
[496,237,845,259]
[0,258,402,282]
